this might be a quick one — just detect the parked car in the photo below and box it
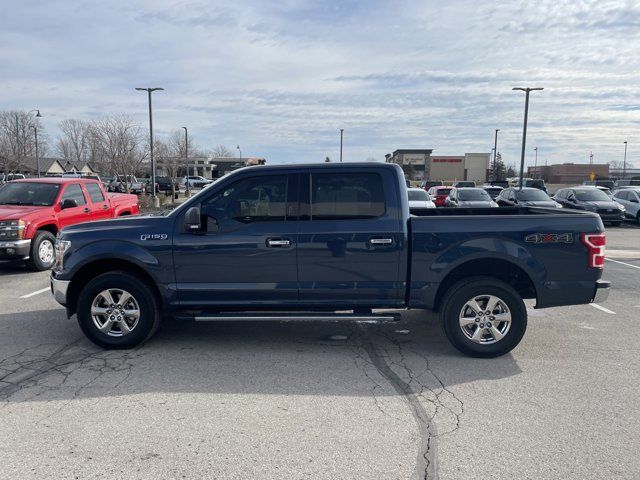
[445,187,498,208]
[615,178,640,188]
[51,162,608,358]
[0,178,139,270]
[156,176,182,193]
[453,181,476,188]
[183,176,212,188]
[554,187,625,225]
[419,180,443,190]
[486,180,509,188]
[523,179,547,193]
[496,187,561,208]
[482,186,504,200]
[612,188,640,224]
[109,175,145,194]
[0,173,26,184]
[583,179,616,191]
[427,186,453,207]
[407,187,436,210]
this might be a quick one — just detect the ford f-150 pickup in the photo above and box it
[50,163,609,357]
[0,178,139,270]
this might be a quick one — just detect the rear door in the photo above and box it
[57,183,91,228]
[296,168,404,308]
[85,182,112,221]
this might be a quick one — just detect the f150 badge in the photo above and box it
[525,233,573,244]
[141,233,168,241]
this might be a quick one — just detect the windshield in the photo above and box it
[517,189,550,201]
[0,182,61,206]
[435,188,452,196]
[459,189,490,201]
[574,189,611,201]
[408,190,429,201]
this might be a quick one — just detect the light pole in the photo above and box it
[513,87,544,189]
[30,126,40,177]
[623,141,628,179]
[492,129,500,180]
[534,147,538,177]
[340,128,344,163]
[237,145,242,161]
[182,127,189,196]
[135,87,163,208]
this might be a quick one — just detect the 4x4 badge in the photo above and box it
[525,233,573,244]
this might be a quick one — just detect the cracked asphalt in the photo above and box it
[1,225,640,479]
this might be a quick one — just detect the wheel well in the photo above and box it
[434,258,536,310]
[66,259,161,316]
[119,211,131,216]
[37,224,58,236]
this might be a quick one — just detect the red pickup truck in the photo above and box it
[0,178,139,270]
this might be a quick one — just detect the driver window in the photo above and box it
[201,175,288,229]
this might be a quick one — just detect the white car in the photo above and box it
[183,176,212,188]
[612,187,640,224]
[408,188,436,209]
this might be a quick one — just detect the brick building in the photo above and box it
[528,163,609,184]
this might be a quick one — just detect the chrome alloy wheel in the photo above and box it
[91,289,140,337]
[38,239,54,265]
[459,294,512,344]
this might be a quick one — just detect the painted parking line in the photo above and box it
[590,303,616,315]
[20,287,50,299]
[606,258,640,270]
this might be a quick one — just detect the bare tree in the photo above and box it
[211,144,234,157]
[609,159,635,170]
[55,119,91,165]
[0,110,47,173]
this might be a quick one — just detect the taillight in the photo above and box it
[581,233,606,268]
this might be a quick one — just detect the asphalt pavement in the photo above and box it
[1,224,639,479]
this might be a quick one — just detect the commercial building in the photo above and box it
[528,163,609,184]
[386,149,490,183]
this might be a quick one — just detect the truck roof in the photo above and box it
[238,161,398,173]
[10,177,101,184]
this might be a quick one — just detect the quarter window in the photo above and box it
[310,173,385,220]
[86,183,105,203]
[61,184,86,206]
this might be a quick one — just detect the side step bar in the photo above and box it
[193,312,400,322]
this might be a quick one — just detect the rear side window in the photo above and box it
[86,183,105,203]
[615,191,628,200]
[61,184,86,206]
[311,173,385,220]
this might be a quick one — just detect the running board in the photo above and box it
[193,312,400,322]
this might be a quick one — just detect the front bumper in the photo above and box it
[598,211,625,222]
[51,275,70,306]
[592,279,610,304]
[0,239,31,261]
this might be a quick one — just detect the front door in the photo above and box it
[296,170,404,308]
[173,173,299,307]
[84,182,112,221]
[57,183,91,228]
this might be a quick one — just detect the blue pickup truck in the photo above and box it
[51,163,609,357]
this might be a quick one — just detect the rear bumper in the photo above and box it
[0,239,31,261]
[592,279,610,303]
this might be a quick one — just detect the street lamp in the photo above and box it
[513,87,544,189]
[135,87,164,208]
[534,147,538,177]
[623,141,628,179]
[237,145,242,161]
[182,127,189,196]
[492,129,500,180]
[340,128,344,163]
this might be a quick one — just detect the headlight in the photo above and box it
[0,219,25,240]
[490,201,499,207]
[53,239,71,272]
[554,202,563,208]
[619,205,626,212]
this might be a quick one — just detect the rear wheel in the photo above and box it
[76,271,160,349]
[27,230,56,271]
[440,277,527,358]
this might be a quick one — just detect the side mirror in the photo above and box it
[184,206,201,232]
[61,198,78,209]
[631,198,639,204]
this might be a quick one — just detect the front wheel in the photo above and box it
[440,277,527,358]
[27,230,56,271]
[76,271,160,349]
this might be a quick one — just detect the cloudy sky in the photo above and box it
[1,0,639,167]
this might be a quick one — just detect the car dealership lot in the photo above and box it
[1,225,639,479]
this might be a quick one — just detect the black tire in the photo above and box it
[439,276,527,358]
[76,271,160,349]
[636,213,640,226]
[27,230,56,271]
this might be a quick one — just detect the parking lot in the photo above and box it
[0,223,639,480]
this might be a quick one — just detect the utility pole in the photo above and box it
[340,128,344,162]
[135,87,164,208]
[237,145,242,161]
[30,126,40,177]
[623,141,628,179]
[182,127,189,196]
[534,147,538,177]
[513,87,544,189]
[492,129,500,180]
[589,151,593,165]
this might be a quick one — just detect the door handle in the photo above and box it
[102,204,108,210]
[267,238,291,247]
[83,207,90,213]
[369,238,393,245]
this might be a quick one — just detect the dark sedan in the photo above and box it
[496,187,561,208]
[445,187,498,208]
[554,187,625,225]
